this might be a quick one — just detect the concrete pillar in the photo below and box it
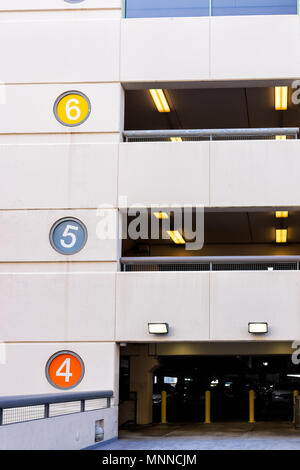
[129,345,159,425]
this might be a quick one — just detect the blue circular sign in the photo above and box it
[50,218,87,255]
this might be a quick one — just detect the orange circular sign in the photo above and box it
[46,351,85,390]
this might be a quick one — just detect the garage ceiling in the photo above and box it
[125,87,300,130]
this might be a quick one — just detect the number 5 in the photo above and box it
[60,224,78,249]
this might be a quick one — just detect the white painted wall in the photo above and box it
[118,142,209,207]
[0,84,122,134]
[119,140,300,207]
[121,15,300,82]
[211,271,300,341]
[0,143,118,209]
[210,15,300,80]
[0,407,118,450]
[116,271,300,342]
[0,262,118,273]
[121,17,210,83]
[0,342,119,395]
[3,140,300,211]
[0,272,116,341]
[0,209,118,262]
[0,19,120,83]
[211,140,300,207]
[116,272,210,341]
[0,0,122,11]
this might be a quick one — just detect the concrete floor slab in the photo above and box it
[96,422,300,450]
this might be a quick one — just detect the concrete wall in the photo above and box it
[1,14,299,86]
[0,1,122,449]
[119,140,300,207]
[0,20,120,83]
[0,210,118,261]
[0,342,119,396]
[0,143,118,210]
[0,406,118,450]
[0,1,122,11]
[1,4,300,448]
[116,271,300,342]
[121,15,300,83]
[3,140,300,211]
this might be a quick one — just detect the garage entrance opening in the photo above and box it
[153,355,299,423]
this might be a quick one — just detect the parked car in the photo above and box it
[271,382,299,404]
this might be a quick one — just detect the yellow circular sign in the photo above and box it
[54,91,91,127]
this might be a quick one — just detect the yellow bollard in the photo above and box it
[161,390,167,424]
[204,390,211,424]
[248,389,255,423]
[293,390,299,423]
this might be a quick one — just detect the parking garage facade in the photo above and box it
[2,0,300,450]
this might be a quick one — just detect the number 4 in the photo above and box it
[56,358,73,383]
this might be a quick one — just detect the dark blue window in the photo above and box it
[212,0,297,16]
[125,0,210,18]
[125,0,297,18]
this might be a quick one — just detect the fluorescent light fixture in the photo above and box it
[170,137,183,142]
[275,211,289,218]
[148,323,169,335]
[153,212,169,219]
[275,86,288,110]
[287,374,300,378]
[276,228,287,243]
[167,230,186,244]
[149,89,170,113]
[275,135,286,140]
[248,322,268,334]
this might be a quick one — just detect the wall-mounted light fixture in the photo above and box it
[276,228,287,243]
[149,89,170,112]
[248,322,268,334]
[275,86,288,110]
[148,323,169,335]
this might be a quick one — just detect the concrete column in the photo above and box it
[129,345,159,425]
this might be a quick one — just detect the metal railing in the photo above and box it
[0,390,113,426]
[121,256,300,272]
[123,128,299,142]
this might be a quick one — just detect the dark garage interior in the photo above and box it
[152,355,300,423]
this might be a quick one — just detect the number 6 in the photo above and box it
[65,98,81,121]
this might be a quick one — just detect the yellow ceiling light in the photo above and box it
[275,135,286,140]
[275,211,289,218]
[149,89,170,113]
[275,86,288,110]
[167,230,186,244]
[276,229,287,243]
[153,212,169,219]
[170,137,183,142]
